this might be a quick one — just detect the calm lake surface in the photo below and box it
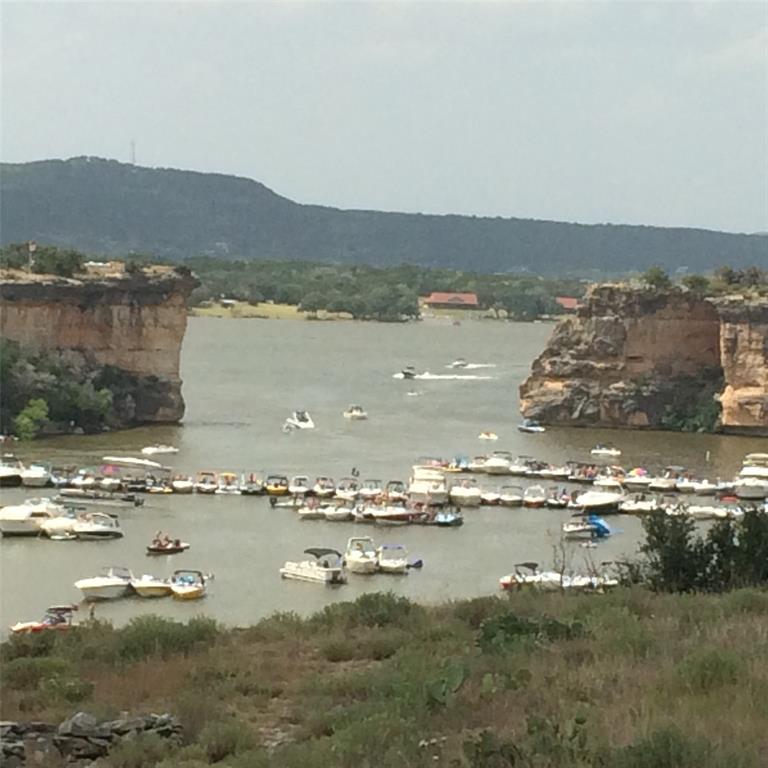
[1,317,765,630]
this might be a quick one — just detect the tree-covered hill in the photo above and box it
[2,157,765,276]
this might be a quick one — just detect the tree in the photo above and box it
[681,274,710,295]
[13,398,49,440]
[641,266,672,290]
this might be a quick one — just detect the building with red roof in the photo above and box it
[422,292,479,309]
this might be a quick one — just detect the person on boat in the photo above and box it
[162,533,173,546]
[351,467,360,478]
[152,531,163,546]
[174,538,181,547]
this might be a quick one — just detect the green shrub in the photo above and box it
[677,649,747,693]
[102,732,177,768]
[1,656,73,690]
[118,615,218,660]
[452,596,511,629]
[722,589,768,615]
[320,636,357,662]
[198,719,256,762]
[477,612,585,654]
[313,592,420,630]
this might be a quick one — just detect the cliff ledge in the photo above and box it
[520,284,768,435]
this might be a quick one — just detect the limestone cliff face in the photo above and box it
[0,268,197,423]
[520,285,768,434]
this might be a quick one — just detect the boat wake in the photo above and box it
[392,372,495,381]
[445,363,497,370]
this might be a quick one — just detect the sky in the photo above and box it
[2,1,767,234]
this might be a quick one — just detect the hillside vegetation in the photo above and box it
[2,157,766,276]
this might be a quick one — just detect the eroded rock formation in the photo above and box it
[520,284,768,434]
[0,267,197,424]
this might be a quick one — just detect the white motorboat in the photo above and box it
[483,452,513,475]
[313,476,336,498]
[297,501,326,520]
[195,471,218,494]
[384,480,408,503]
[74,566,134,601]
[447,358,467,369]
[691,479,718,496]
[500,562,618,593]
[648,467,685,492]
[562,514,612,540]
[98,476,123,492]
[450,478,482,507]
[499,485,524,507]
[376,544,409,574]
[593,477,623,492]
[467,455,489,473]
[335,477,360,502]
[71,512,123,540]
[590,444,622,457]
[171,476,195,494]
[285,410,315,430]
[288,475,311,496]
[619,495,660,515]
[10,605,78,635]
[622,471,653,490]
[358,479,384,501]
[240,473,264,495]
[675,478,700,494]
[20,463,52,488]
[344,536,378,574]
[216,472,241,494]
[0,498,65,536]
[170,570,209,600]
[478,431,498,441]
[343,404,368,420]
[522,485,547,508]
[734,462,768,500]
[480,488,502,506]
[324,506,353,522]
[508,456,535,476]
[0,455,24,487]
[280,548,346,584]
[102,455,166,470]
[141,445,179,455]
[408,467,448,505]
[517,419,545,434]
[538,464,571,481]
[569,490,624,514]
[130,574,172,598]
[545,488,570,509]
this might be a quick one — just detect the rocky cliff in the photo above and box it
[520,285,768,434]
[0,266,197,424]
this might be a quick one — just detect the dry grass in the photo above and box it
[189,301,353,321]
[2,589,767,766]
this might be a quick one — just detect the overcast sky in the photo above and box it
[2,1,766,233]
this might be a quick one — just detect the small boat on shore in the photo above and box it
[518,419,545,434]
[280,548,346,584]
[11,605,78,635]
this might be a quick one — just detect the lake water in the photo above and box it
[1,317,764,631]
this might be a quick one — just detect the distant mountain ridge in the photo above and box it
[1,157,765,275]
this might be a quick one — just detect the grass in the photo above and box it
[2,589,767,766]
[189,301,353,321]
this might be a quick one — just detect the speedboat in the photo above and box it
[324,505,353,522]
[335,477,360,502]
[216,472,240,494]
[569,489,624,514]
[74,566,134,601]
[0,498,65,536]
[71,511,123,540]
[313,476,336,498]
[171,476,195,494]
[240,473,264,495]
[384,480,408,503]
[376,544,409,574]
[499,485,524,507]
[691,479,718,496]
[264,474,290,496]
[450,478,482,507]
[280,548,346,584]
[648,466,685,492]
[170,570,209,600]
[285,410,315,430]
[428,510,464,527]
[517,419,545,434]
[623,469,653,490]
[344,536,378,574]
[343,404,368,420]
[130,574,172,598]
[480,488,502,506]
[522,485,547,508]
[297,500,326,520]
[500,562,618,592]
[619,495,660,515]
[195,471,218,494]
[468,455,489,473]
[11,605,78,635]
[0,455,24,487]
[591,444,622,457]
[20,462,52,487]
[447,358,467,369]
[98,476,123,492]
[400,366,417,379]
[483,452,513,475]
[734,459,768,500]
[593,476,624,492]
[562,514,612,540]
[141,445,179,455]
[478,431,498,441]
[545,488,570,509]
[358,479,384,501]
[287,475,311,496]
